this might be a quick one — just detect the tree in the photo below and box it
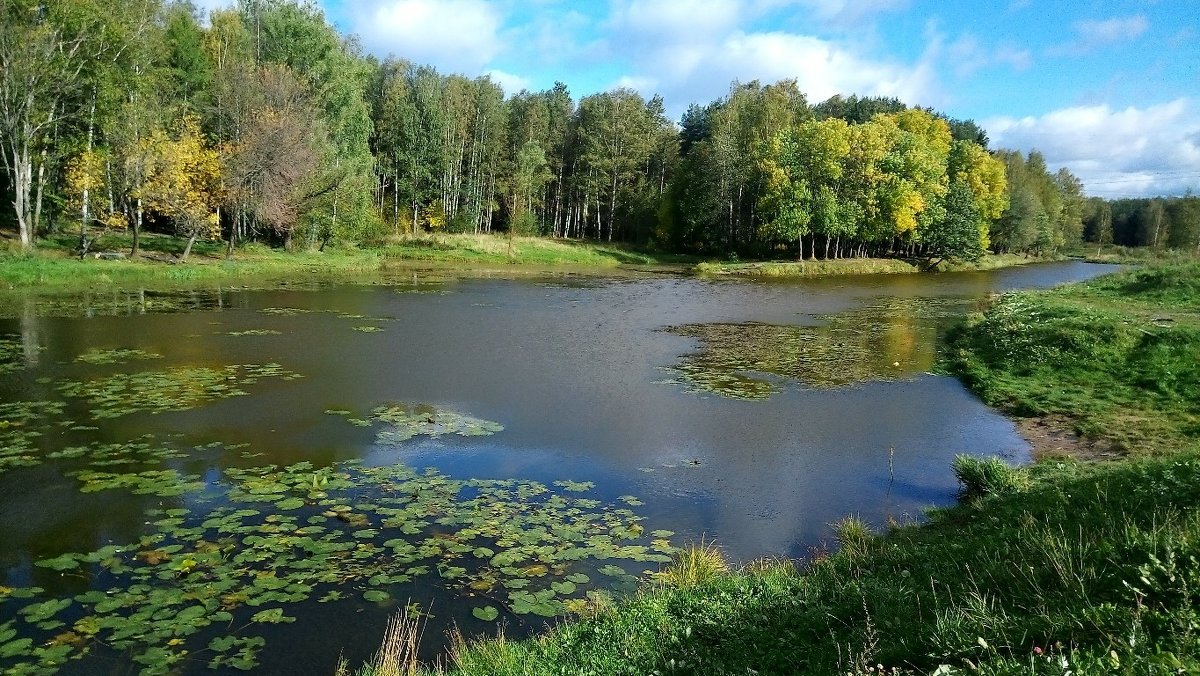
[920,181,985,269]
[1095,202,1113,255]
[505,140,552,235]
[0,0,96,247]
[223,65,324,250]
[135,115,221,260]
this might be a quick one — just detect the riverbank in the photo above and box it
[3,232,1065,294]
[693,253,1043,278]
[944,261,1200,457]
[1063,243,1199,266]
[0,232,693,293]
[345,262,1200,675]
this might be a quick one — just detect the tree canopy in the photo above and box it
[3,0,1188,261]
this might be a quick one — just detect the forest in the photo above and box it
[1,0,1194,266]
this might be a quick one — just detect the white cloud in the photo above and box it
[596,1,939,117]
[1050,14,1149,55]
[628,30,940,117]
[486,69,533,96]
[985,99,1200,197]
[611,0,741,40]
[347,0,503,74]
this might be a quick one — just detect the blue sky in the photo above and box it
[200,0,1200,198]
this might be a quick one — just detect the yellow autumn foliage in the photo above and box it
[134,115,222,239]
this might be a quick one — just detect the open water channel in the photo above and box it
[0,261,1115,674]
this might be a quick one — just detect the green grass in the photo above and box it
[376,233,695,267]
[943,262,1200,455]
[1062,243,1199,266]
[0,231,694,293]
[938,252,1049,271]
[342,260,1200,675]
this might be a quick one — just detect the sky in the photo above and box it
[199,0,1200,199]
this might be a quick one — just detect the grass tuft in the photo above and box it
[951,455,1026,501]
[655,540,731,587]
[348,606,428,676]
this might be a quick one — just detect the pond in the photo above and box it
[0,261,1115,674]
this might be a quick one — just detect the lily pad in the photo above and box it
[471,606,500,622]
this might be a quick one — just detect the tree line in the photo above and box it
[2,0,1189,264]
[1082,195,1200,253]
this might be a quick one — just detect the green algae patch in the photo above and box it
[330,403,505,445]
[0,459,676,675]
[58,363,303,419]
[74,348,163,365]
[661,297,959,399]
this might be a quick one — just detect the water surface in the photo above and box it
[0,261,1115,673]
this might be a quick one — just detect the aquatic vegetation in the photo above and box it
[0,459,675,675]
[0,400,67,473]
[662,298,959,399]
[0,336,41,374]
[58,363,303,419]
[0,288,232,319]
[74,348,163,365]
[333,404,505,445]
[225,329,282,337]
[259,307,315,316]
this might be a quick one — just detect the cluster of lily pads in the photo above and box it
[74,348,163,365]
[329,403,505,445]
[0,400,67,473]
[57,363,302,419]
[1,329,679,675]
[0,458,675,675]
[224,329,282,337]
[0,336,40,374]
[661,298,962,399]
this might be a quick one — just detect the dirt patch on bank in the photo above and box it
[1014,415,1125,462]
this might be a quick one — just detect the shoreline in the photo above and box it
[2,233,1066,294]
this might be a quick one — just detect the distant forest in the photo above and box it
[2,0,1197,261]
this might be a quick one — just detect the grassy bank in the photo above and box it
[693,253,1044,278]
[1062,243,1199,266]
[0,232,692,292]
[944,261,1200,455]
[343,262,1200,675]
